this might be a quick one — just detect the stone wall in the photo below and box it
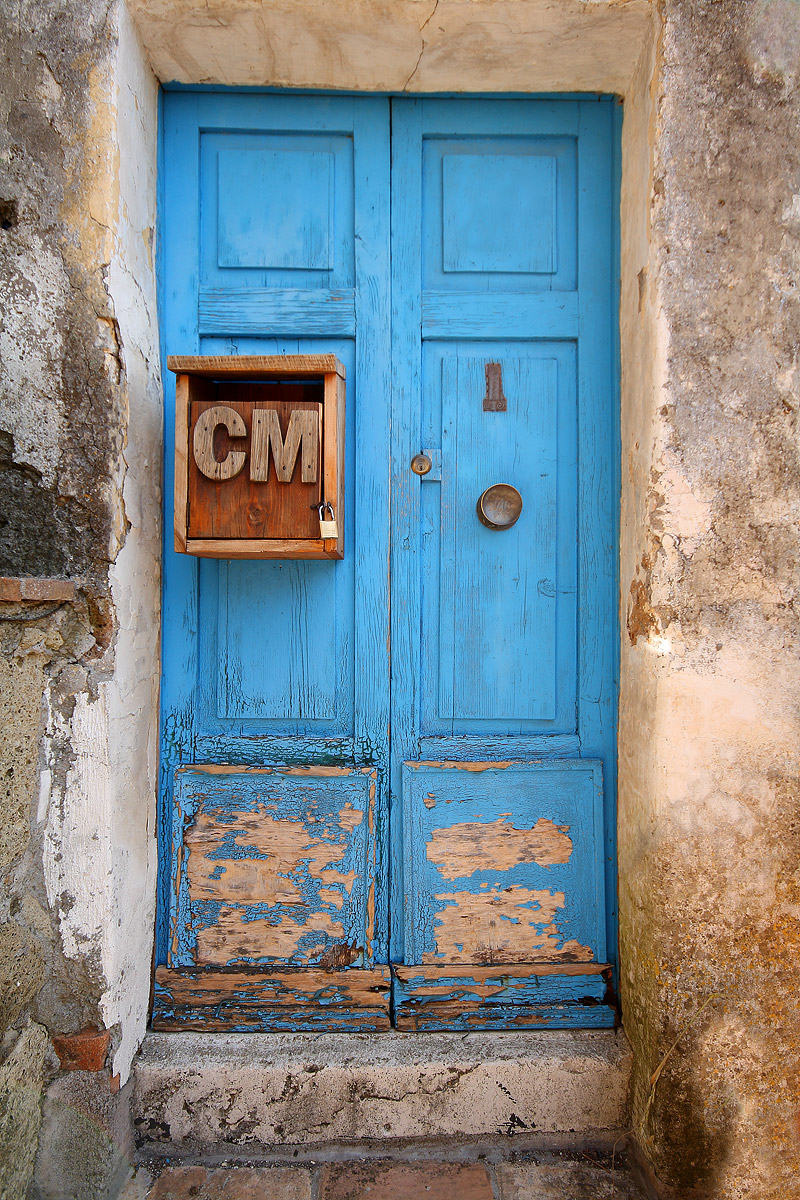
[0,0,160,1195]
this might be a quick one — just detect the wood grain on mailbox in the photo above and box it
[187,381,322,540]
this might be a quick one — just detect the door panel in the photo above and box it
[200,130,355,289]
[215,560,345,723]
[402,760,605,966]
[167,766,378,968]
[422,134,577,291]
[157,92,618,1032]
[421,344,577,733]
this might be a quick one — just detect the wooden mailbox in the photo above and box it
[170,355,345,559]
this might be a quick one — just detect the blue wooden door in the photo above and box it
[156,93,618,1031]
[390,99,618,1027]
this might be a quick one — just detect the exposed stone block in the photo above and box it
[148,1166,312,1200]
[0,1023,49,1200]
[320,1162,492,1200]
[133,1030,632,1150]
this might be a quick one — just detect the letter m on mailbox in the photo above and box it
[171,354,345,559]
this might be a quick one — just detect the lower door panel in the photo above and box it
[397,760,615,1029]
[391,964,611,1030]
[155,764,389,1031]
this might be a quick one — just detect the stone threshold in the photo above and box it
[133,1028,632,1154]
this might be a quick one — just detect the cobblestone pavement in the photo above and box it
[127,1150,648,1200]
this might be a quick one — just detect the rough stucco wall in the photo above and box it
[0,0,160,1193]
[618,1,800,1197]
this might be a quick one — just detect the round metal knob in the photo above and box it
[411,453,433,476]
[476,484,523,530]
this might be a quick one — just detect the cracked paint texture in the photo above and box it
[171,769,378,968]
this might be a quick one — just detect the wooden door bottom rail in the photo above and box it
[152,965,391,1032]
[390,963,616,1031]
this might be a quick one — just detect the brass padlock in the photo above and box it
[318,502,338,539]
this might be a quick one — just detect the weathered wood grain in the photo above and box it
[394,1003,614,1032]
[174,373,213,553]
[423,885,594,965]
[187,387,322,541]
[392,963,614,1031]
[168,354,345,378]
[198,288,357,338]
[192,404,247,481]
[184,537,332,559]
[403,760,606,966]
[153,965,391,1032]
[425,816,573,878]
[169,766,379,969]
[250,406,319,484]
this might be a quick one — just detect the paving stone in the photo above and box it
[320,1161,493,1200]
[495,1161,644,1200]
[147,1165,312,1200]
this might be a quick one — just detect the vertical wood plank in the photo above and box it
[576,98,619,968]
[389,97,424,964]
[159,91,201,962]
[173,373,191,552]
[353,97,391,960]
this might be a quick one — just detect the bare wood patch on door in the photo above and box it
[187,801,362,965]
[424,885,594,965]
[196,907,349,966]
[425,817,572,879]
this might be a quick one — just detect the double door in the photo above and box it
[156,93,619,1030]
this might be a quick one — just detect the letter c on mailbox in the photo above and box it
[193,405,247,481]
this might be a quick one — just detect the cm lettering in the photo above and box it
[192,404,320,484]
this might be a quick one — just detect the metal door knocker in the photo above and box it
[476,484,523,530]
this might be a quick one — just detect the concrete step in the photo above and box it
[132,1030,632,1154]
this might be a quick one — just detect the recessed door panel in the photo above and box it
[168,766,378,969]
[217,149,334,271]
[422,135,577,292]
[420,345,577,733]
[216,559,342,722]
[402,760,605,966]
[201,131,354,289]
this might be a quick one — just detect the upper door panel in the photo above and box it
[422,134,577,292]
[200,131,355,290]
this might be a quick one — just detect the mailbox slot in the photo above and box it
[170,354,345,559]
